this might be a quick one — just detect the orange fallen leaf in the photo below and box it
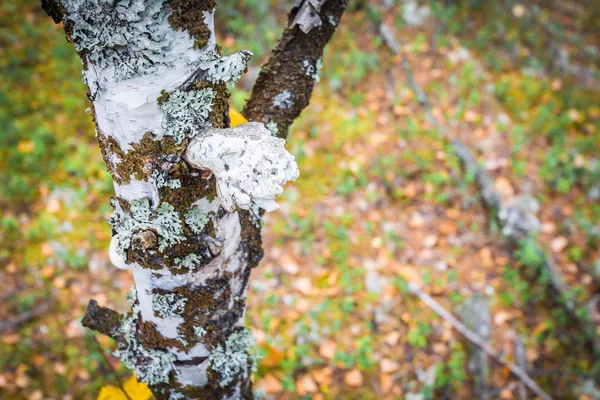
[319,341,337,360]
[261,345,284,368]
[344,369,363,387]
[257,374,282,394]
[380,359,400,373]
[550,236,568,253]
[296,375,318,395]
[380,373,394,393]
[312,367,333,386]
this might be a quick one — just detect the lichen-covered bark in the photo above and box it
[242,0,349,139]
[41,1,263,398]
[42,0,347,398]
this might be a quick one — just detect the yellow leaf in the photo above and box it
[229,109,247,127]
[17,140,34,153]
[97,376,152,400]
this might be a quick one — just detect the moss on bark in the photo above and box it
[167,0,216,49]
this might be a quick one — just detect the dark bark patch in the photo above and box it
[41,0,66,23]
[167,0,216,49]
[138,319,186,352]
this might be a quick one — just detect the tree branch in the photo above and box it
[242,0,349,139]
[82,299,124,342]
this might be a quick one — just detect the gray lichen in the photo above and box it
[63,0,173,80]
[152,169,182,189]
[199,50,253,84]
[303,58,322,82]
[152,292,187,318]
[265,121,279,137]
[169,392,185,400]
[184,205,210,234]
[160,88,215,144]
[174,253,203,271]
[113,287,176,385]
[194,326,207,338]
[109,197,185,255]
[208,328,256,388]
[273,90,293,109]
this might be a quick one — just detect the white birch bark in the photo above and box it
[43,1,298,398]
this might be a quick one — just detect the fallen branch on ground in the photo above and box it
[378,20,600,357]
[408,283,553,400]
[0,298,53,334]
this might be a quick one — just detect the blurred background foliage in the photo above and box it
[1,0,600,399]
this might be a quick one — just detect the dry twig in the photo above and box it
[408,284,553,400]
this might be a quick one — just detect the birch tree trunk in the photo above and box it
[41,0,347,398]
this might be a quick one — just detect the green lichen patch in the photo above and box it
[174,253,203,271]
[153,169,181,189]
[63,0,173,80]
[114,287,176,386]
[167,0,216,49]
[208,328,256,388]
[152,292,187,318]
[193,81,231,128]
[184,206,210,234]
[160,88,215,144]
[109,197,185,258]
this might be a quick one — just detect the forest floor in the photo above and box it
[0,0,599,399]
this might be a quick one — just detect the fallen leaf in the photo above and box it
[319,341,337,360]
[422,234,438,248]
[384,331,401,346]
[395,264,422,287]
[97,375,152,400]
[380,359,400,373]
[403,183,419,198]
[295,298,311,313]
[293,277,312,295]
[261,346,284,367]
[28,390,43,400]
[280,254,299,275]
[409,212,425,228]
[46,198,61,214]
[41,243,54,257]
[2,334,19,345]
[297,375,318,395]
[344,369,363,387]
[495,177,514,198]
[257,374,282,394]
[494,311,513,326]
[432,342,448,356]
[550,236,568,253]
[380,373,394,393]
[312,368,333,386]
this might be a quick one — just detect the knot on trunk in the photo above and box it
[132,229,159,251]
